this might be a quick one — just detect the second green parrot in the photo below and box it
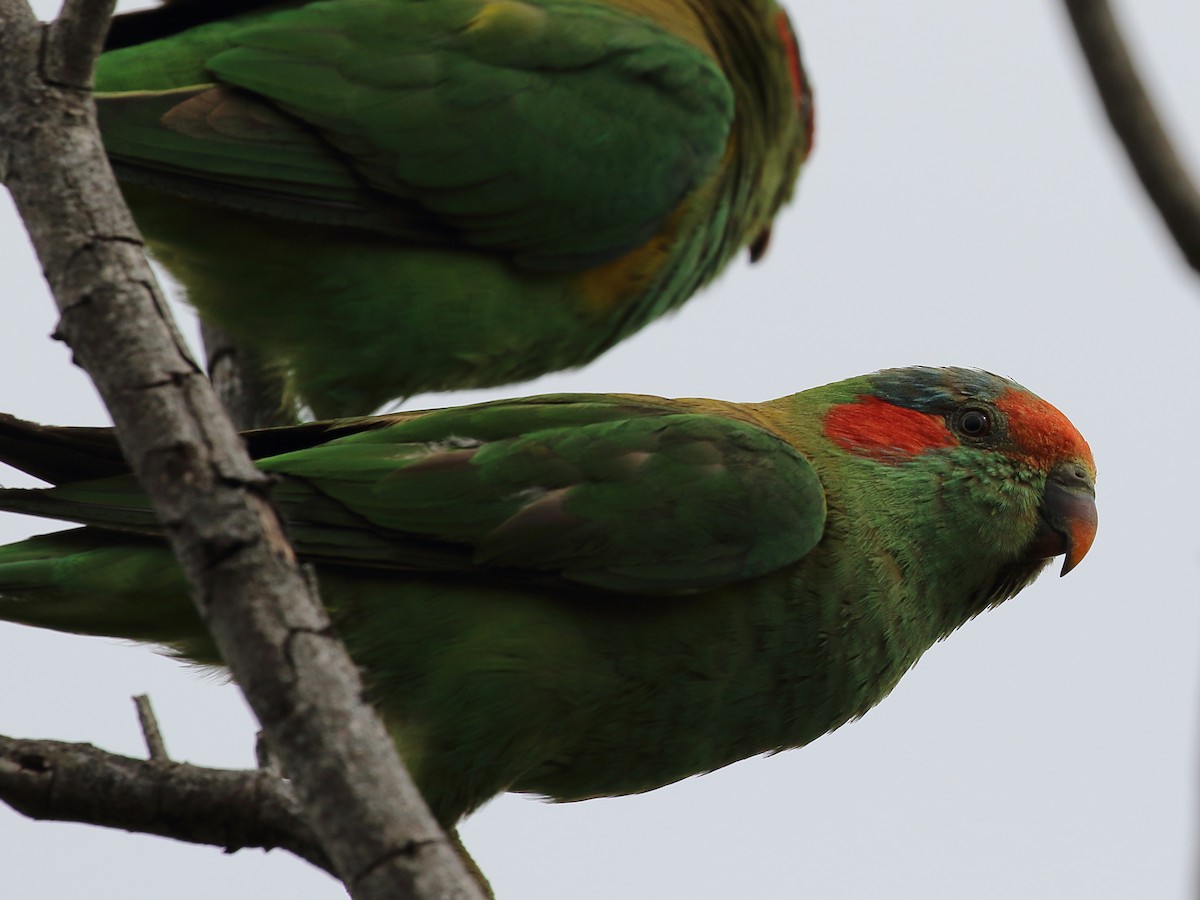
[0,367,1095,825]
[95,0,814,417]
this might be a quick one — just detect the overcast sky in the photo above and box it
[1,1,1198,898]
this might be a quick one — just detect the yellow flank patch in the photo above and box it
[468,0,546,35]
[573,222,677,316]
[601,0,714,57]
[670,397,796,441]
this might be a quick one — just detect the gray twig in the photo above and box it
[255,730,281,776]
[0,732,333,874]
[133,694,169,763]
[1062,0,1200,276]
[44,0,115,89]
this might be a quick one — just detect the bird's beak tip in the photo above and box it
[1058,511,1097,577]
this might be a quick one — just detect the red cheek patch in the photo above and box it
[824,396,957,461]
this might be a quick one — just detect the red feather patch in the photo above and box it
[775,10,814,152]
[824,396,956,462]
[996,388,1095,472]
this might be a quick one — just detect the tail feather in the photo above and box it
[0,529,214,661]
[0,413,397,662]
[104,0,284,51]
[0,412,394,486]
[0,413,388,537]
[0,414,128,485]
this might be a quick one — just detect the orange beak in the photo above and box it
[1035,461,1098,576]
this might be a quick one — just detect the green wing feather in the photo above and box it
[95,0,734,269]
[0,398,826,594]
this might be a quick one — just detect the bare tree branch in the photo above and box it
[0,732,334,873]
[1062,0,1200,276]
[0,3,484,897]
[43,0,113,88]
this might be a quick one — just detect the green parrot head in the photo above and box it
[815,366,1096,629]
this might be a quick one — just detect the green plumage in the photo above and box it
[0,368,1096,824]
[94,0,813,416]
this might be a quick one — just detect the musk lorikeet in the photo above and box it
[94,0,815,417]
[0,367,1095,825]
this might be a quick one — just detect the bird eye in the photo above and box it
[957,408,991,438]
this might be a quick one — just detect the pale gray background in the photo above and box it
[1,1,1197,897]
